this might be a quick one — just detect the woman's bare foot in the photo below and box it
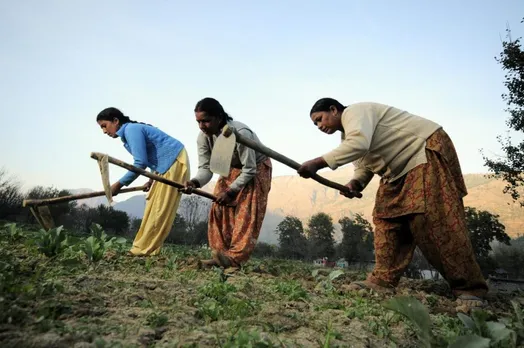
[342,280,396,295]
[212,250,238,269]
[198,259,219,269]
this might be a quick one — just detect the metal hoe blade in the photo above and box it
[209,125,236,177]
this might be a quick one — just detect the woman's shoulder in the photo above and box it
[229,120,255,135]
[342,102,392,121]
[230,119,249,128]
[196,131,210,146]
[125,123,176,141]
[120,122,146,139]
[345,102,384,112]
[123,122,147,133]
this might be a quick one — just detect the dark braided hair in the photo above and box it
[96,107,151,126]
[194,97,233,125]
[310,98,346,115]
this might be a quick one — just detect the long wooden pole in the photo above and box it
[224,126,363,198]
[23,185,148,207]
[90,152,218,202]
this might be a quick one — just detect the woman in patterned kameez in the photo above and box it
[297,98,488,312]
[185,97,272,269]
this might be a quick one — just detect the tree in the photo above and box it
[166,214,189,245]
[0,168,23,220]
[338,213,374,264]
[167,195,212,245]
[130,217,142,233]
[189,221,209,246]
[25,186,75,227]
[165,213,209,246]
[307,212,335,260]
[276,216,309,260]
[181,219,209,246]
[252,242,277,258]
[77,205,130,235]
[492,236,524,278]
[179,195,211,234]
[465,206,511,275]
[483,18,524,206]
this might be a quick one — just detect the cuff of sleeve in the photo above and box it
[119,172,138,186]
[322,153,339,170]
[228,183,241,193]
[352,178,368,191]
[352,172,374,189]
[119,179,131,187]
[192,171,213,188]
[190,179,201,188]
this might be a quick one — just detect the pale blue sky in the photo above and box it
[1,1,523,199]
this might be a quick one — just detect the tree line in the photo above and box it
[2,167,524,280]
[0,168,208,246]
[259,208,524,282]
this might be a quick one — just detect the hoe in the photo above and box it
[22,185,148,231]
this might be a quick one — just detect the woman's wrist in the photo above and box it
[225,187,238,197]
[348,179,363,192]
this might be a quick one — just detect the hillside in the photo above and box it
[67,188,110,208]
[265,167,524,240]
[110,168,524,243]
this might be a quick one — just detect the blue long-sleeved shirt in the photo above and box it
[116,122,185,186]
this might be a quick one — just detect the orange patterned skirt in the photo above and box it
[368,128,488,297]
[208,158,272,265]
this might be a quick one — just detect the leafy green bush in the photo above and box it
[195,280,259,322]
[2,222,24,241]
[82,223,126,262]
[35,226,70,257]
[273,279,309,301]
[312,269,344,292]
[383,296,519,348]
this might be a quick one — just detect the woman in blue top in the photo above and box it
[96,107,189,256]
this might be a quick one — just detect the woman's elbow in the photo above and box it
[134,160,148,169]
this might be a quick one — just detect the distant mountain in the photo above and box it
[84,168,523,245]
[262,167,524,241]
[113,194,145,217]
[66,188,109,208]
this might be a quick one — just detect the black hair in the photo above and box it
[310,98,346,115]
[96,107,150,126]
[194,97,233,124]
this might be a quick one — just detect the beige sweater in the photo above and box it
[322,102,442,189]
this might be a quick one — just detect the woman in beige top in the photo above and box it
[185,97,272,269]
[297,97,488,312]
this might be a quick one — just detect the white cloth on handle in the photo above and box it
[97,154,113,205]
